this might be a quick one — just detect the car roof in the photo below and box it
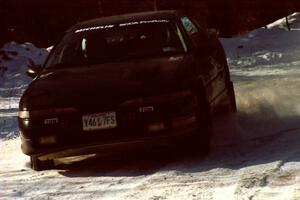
[68,10,183,33]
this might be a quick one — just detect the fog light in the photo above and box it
[23,119,30,127]
[148,122,166,132]
[39,136,57,145]
[172,115,196,128]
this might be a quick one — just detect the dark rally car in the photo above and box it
[19,10,236,170]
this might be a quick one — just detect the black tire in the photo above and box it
[186,82,213,156]
[30,156,54,171]
[215,42,237,114]
[227,81,237,113]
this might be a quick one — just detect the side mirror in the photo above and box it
[26,64,42,78]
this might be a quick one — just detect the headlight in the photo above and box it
[18,107,78,119]
[19,111,30,119]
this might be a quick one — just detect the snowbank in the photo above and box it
[0,42,49,140]
[0,41,49,89]
[221,13,300,75]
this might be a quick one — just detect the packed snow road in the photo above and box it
[1,14,300,199]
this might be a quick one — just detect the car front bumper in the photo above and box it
[21,119,199,160]
[19,90,202,159]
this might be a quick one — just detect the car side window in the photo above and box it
[181,16,200,45]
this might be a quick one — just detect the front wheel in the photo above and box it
[30,156,54,171]
[185,85,212,156]
[194,91,212,154]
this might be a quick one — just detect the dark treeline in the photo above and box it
[0,0,299,47]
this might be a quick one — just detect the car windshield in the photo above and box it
[45,20,187,69]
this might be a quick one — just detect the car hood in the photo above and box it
[20,54,194,111]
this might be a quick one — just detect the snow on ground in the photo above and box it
[1,13,300,199]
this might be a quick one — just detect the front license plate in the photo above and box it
[82,112,117,131]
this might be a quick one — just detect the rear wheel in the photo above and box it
[30,156,54,171]
[227,81,237,113]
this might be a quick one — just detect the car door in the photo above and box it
[180,16,225,108]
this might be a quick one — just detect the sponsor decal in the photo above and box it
[44,118,59,125]
[75,20,170,33]
[139,106,154,113]
[75,25,115,33]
